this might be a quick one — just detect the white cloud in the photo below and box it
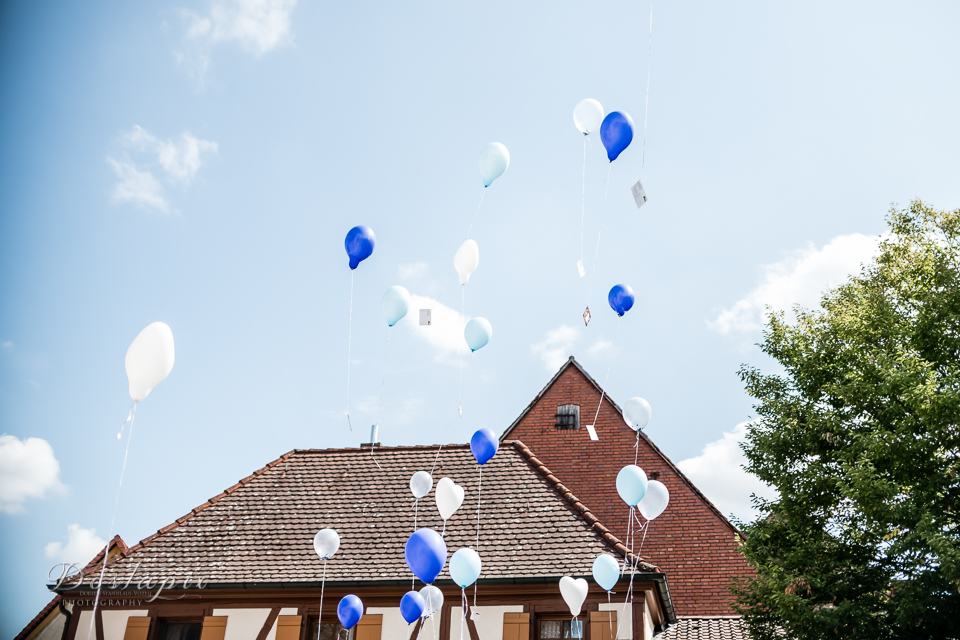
[108,126,218,213]
[1,341,11,348]
[531,325,578,372]
[45,524,106,567]
[123,126,218,185]
[711,233,881,334]
[677,421,777,523]
[178,0,297,78]
[398,262,428,281]
[0,435,66,513]
[400,294,469,363]
[587,339,613,356]
[108,158,169,212]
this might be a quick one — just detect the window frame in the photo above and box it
[555,404,581,431]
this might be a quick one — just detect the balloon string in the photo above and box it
[579,136,587,268]
[116,400,135,439]
[460,588,467,640]
[89,401,138,636]
[589,316,621,430]
[345,270,354,432]
[474,464,482,608]
[635,430,640,466]
[586,165,612,311]
[608,591,613,638]
[463,188,486,242]
[457,286,465,418]
[317,559,326,640]
[375,327,392,429]
[615,506,637,640]
[642,0,654,170]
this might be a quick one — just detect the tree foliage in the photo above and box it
[733,201,960,639]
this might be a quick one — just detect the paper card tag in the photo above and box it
[470,609,480,620]
[586,424,599,441]
[577,258,585,278]
[583,306,591,326]
[419,309,432,325]
[632,178,647,209]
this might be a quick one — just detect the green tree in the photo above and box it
[733,201,960,639]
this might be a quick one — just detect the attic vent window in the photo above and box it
[555,404,580,430]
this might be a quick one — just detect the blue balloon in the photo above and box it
[470,428,498,465]
[345,225,376,270]
[449,548,482,588]
[600,111,634,162]
[608,284,635,316]
[592,554,620,592]
[404,528,448,584]
[400,590,426,624]
[337,595,364,629]
[464,317,493,352]
[382,285,411,327]
[616,465,648,507]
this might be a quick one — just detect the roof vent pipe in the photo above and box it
[370,424,379,444]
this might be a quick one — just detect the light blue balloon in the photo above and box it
[592,554,620,592]
[478,143,510,187]
[616,465,648,507]
[449,548,482,588]
[464,317,492,352]
[382,285,411,327]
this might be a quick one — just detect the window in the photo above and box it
[538,618,583,638]
[308,620,353,640]
[555,404,580,430]
[159,621,203,640]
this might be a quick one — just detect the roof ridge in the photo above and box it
[508,439,658,573]
[85,448,298,575]
[502,356,619,440]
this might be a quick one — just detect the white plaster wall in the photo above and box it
[643,599,653,640]
[74,611,94,640]
[35,613,68,640]
[102,611,150,640]
[448,606,524,640]
[212,608,273,640]
[599,602,632,639]
[366,607,411,640]
[264,608,299,640]
[417,612,443,640]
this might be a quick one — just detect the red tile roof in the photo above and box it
[77,441,658,587]
[657,617,746,639]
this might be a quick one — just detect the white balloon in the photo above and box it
[435,477,465,521]
[454,240,480,286]
[623,397,652,431]
[313,528,340,560]
[573,99,604,135]
[420,584,444,618]
[125,322,175,402]
[410,471,433,499]
[559,576,589,617]
[638,480,669,521]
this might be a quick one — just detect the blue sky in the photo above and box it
[1,0,959,632]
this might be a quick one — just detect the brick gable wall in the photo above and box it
[503,361,754,615]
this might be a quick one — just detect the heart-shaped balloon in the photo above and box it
[436,477,465,521]
[559,576,589,617]
[638,480,670,521]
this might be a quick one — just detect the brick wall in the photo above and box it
[502,359,754,616]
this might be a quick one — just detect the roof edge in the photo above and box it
[507,439,657,573]
[81,448,299,576]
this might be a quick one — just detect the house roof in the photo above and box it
[656,617,746,639]
[69,440,661,590]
